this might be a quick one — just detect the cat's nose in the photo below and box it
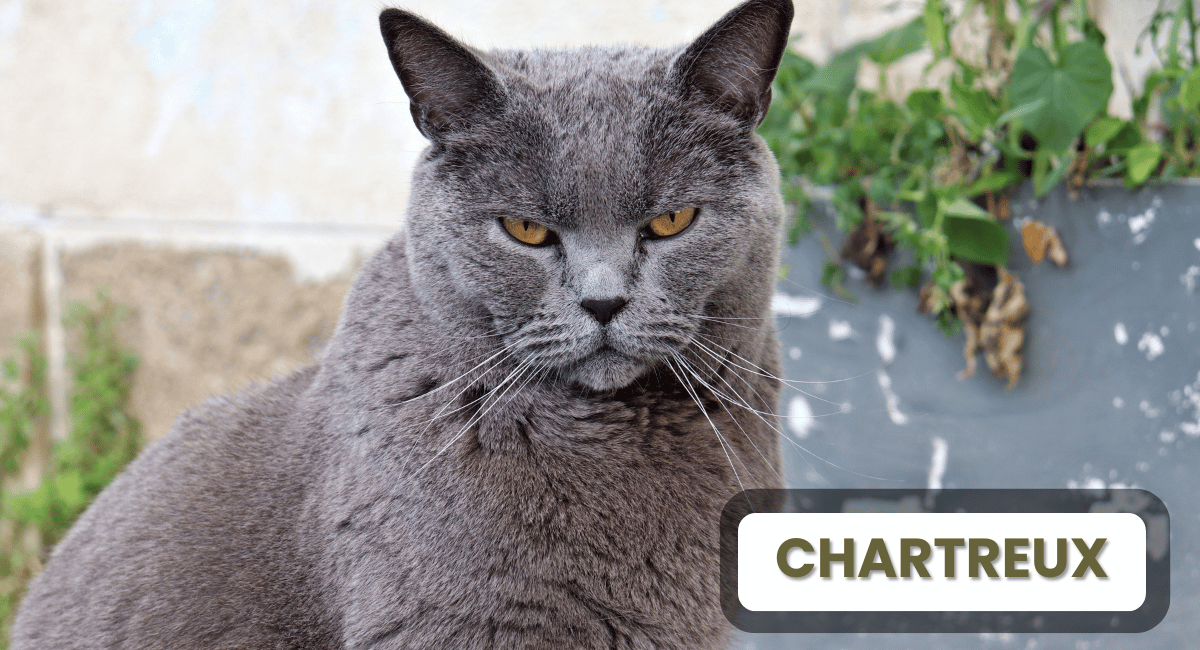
[580,297,627,325]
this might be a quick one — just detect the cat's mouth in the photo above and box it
[565,344,648,392]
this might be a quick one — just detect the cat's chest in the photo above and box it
[326,401,742,649]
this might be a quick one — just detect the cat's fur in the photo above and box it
[12,1,793,648]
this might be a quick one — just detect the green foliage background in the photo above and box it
[0,296,141,646]
[759,0,1200,333]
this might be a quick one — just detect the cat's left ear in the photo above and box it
[674,0,794,126]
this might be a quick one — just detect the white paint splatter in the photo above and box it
[1139,400,1161,418]
[829,320,853,340]
[876,369,908,425]
[1160,430,1177,443]
[788,347,802,361]
[1068,477,1107,491]
[1113,397,1124,408]
[1096,210,1112,225]
[1177,371,1200,436]
[1137,332,1164,360]
[1129,206,1156,244]
[876,315,896,365]
[1136,461,1150,472]
[1182,266,1200,293]
[1114,323,1128,345]
[1194,237,1200,251]
[1160,326,1170,337]
[927,437,948,490]
[771,292,822,318]
[786,396,815,439]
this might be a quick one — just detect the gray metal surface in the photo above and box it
[744,182,1200,650]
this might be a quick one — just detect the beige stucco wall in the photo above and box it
[0,0,1169,443]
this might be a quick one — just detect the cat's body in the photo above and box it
[12,2,793,648]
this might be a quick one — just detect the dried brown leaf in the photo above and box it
[952,266,1029,388]
[839,203,894,286]
[1021,220,1067,266]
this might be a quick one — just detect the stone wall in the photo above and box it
[0,0,1171,445]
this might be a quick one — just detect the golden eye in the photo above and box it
[647,207,698,238]
[501,217,552,246]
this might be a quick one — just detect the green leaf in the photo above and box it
[916,190,938,228]
[890,265,923,289]
[906,89,943,120]
[1039,151,1073,197]
[1010,42,1114,153]
[942,197,990,219]
[820,262,855,302]
[1106,122,1142,151]
[807,51,861,95]
[1081,18,1106,47]
[867,176,893,203]
[944,215,1009,266]
[1086,117,1125,147]
[1125,143,1163,187]
[950,79,999,138]
[994,98,1047,127]
[1160,161,1176,182]
[937,310,964,337]
[863,16,928,67]
[1032,149,1052,196]
[924,0,949,57]
[849,124,880,154]
[963,171,1021,197]
[1180,67,1200,110]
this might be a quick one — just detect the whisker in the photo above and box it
[776,275,856,306]
[672,353,785,484]
[408,352,543,477]
[692,336,844,409]
[695,332,872,386]
[684,340,900,484]
[688,314,782,334]
[665,354,748,496]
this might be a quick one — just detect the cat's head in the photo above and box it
[380,0,792,391]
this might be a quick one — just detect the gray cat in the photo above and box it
[12,0,792,647]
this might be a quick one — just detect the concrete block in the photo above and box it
[60,243,356,441]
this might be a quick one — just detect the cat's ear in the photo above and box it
[673,0,794,125]
[379,9,505,140]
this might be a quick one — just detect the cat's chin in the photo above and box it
[564,348,649,392]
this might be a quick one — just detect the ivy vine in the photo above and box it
[0,295,141,646]
[761,0,1200,347]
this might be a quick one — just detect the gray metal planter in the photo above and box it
[745,181,1199,650]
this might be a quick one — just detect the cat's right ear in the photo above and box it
[379,9,505,140]
[673,0,794,126]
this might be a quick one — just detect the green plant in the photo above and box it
[0,295,141,646]
[761,0,1200,343]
